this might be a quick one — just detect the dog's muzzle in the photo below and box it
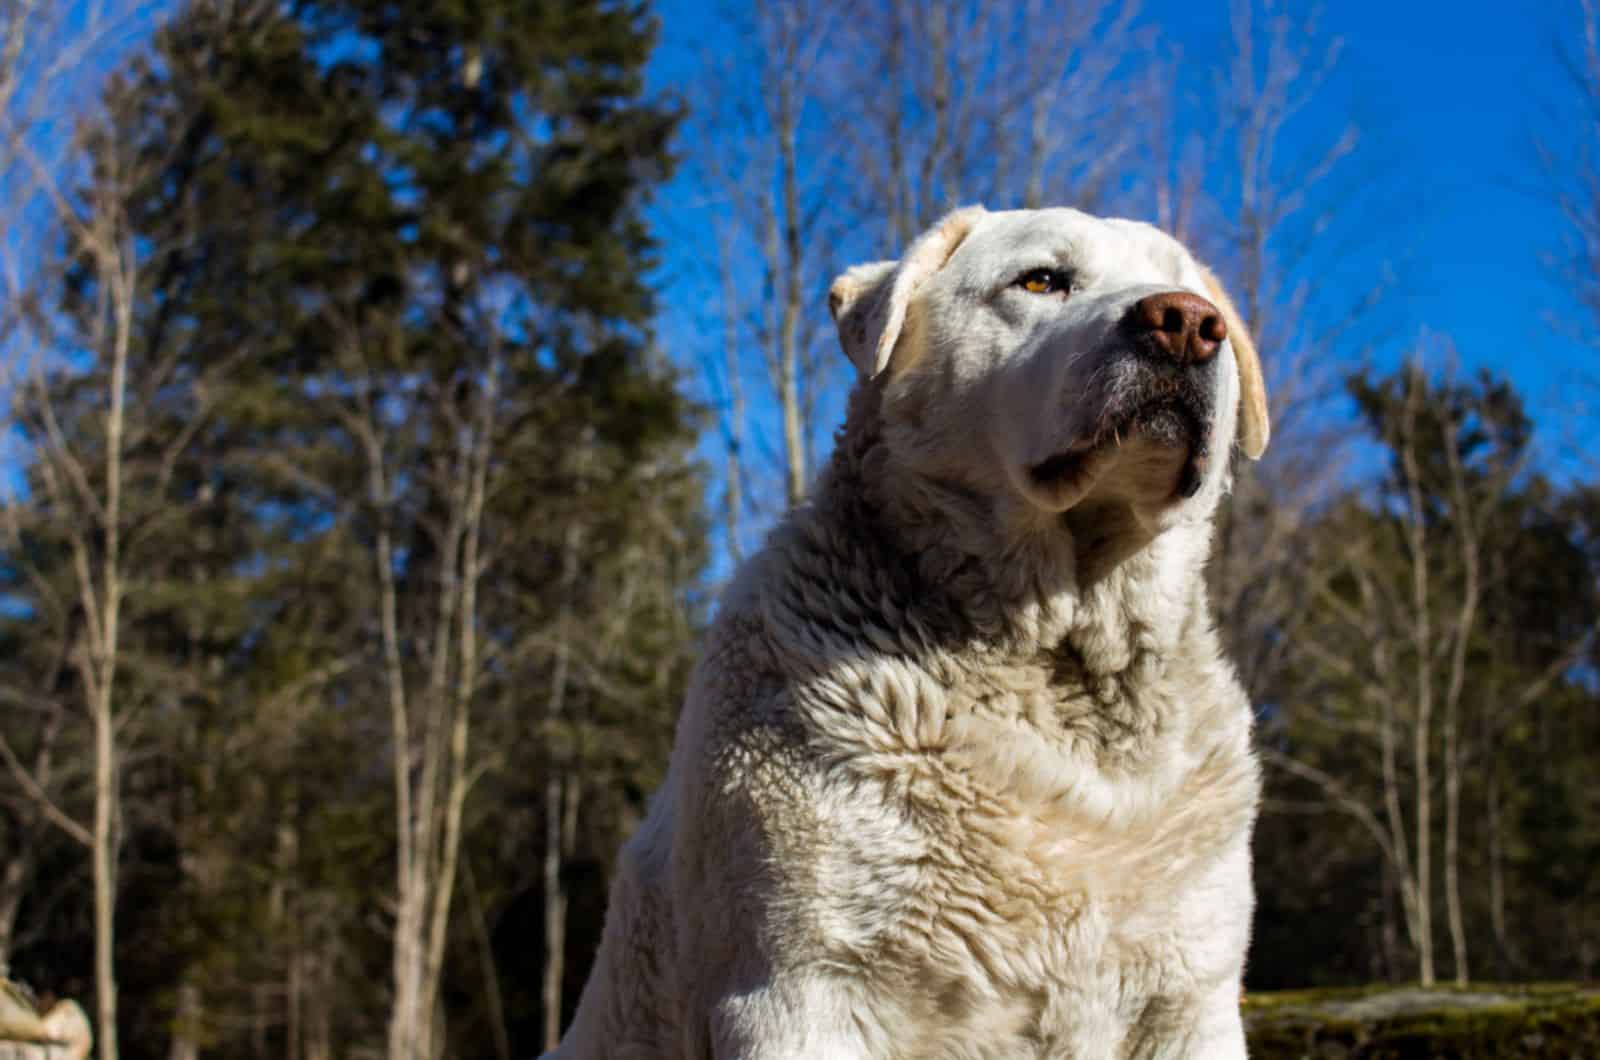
[1026,291,1226,504]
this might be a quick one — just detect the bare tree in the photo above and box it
[837,0,1147,247]
[0,2,150,1004]
[1545,0,1600,339]
[0,10,167,1056]
[1272,349,1600,986]
[1539,0,1600,479]
[1394,358,1440,985]
[1,98,141,1060]
[674,0,857,543]
[1195,0,1368,704]
[1270,356,1447,985]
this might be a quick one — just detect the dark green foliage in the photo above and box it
[2,0,703,1056]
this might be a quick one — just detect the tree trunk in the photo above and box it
[1443,671,1469,986]
[1440,418,1480,988]
[286,950,302,1060]
[166,982,199,1060]
[775,13,806,508]
[273,809,301,1060]
[1375,862,1393,981]
[1400,375,1435,987]
[1373,637,1421,974]
[1446,717,1465,986]
[541,510,583,1051]
[717,230,746,563]
[91,595,119,1060]
[1411,693,1433,984]
[0,843,27,970]
[541,771,568,1052]
[305,948,331,1060]
[91,250,131,1060]
[1487,763,1517,976]
[418,384,492,1038]
[884,0,910,247]
[921,1,952,227]
[465,863,511,1060]
[371,436,423,1060]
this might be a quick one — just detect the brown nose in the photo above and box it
[1125,292,1226,364]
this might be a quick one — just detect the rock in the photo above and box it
[0,982,91,1060]
[39,1002,90,1060]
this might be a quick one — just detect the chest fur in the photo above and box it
[785,650,1258,1046]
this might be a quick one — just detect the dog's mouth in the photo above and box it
[1029,400,1210,502]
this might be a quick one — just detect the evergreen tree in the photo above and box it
[3,1,704,1056]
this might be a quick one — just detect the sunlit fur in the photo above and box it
[550,206,1269,1060]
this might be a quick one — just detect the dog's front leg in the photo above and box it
[1190,986,1249,1060]
[1131,982,1248,1060]
[699,973,880,1060]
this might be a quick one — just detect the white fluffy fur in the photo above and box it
[549,207,1267,1059]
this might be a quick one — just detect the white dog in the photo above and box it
[550,206,1270,1059]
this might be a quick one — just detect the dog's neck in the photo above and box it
[801,384,1216,679]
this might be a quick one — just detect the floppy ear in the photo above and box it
[1200,266,1270,460]
[828,205,986,379]
[828,260,897,377]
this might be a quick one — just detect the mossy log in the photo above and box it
[1244,983,1600,1058]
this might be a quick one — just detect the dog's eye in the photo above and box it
[1016,268,1072,295]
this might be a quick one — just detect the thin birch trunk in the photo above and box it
[541,771,569,1052]
[87,187,134,1060]
[274,805,301,1060]
[1380,862,1400,981]
[1370,626,1421,962]
[369,426,422,1060]
[717,230,746,563]
[0,42,149,1056]
[419,363,496,1035]
[1486,765,1517,976]
[775,9,806,507]
[1398,367,1435,986]
[166,984,198,1060]
[305,947,331,1060]
[1442,673,1467,986]
[406,441,471,1058]
[885,0,910,247]
[542,502,585,1050]
[921,1,951,227]
[371,346,495,1059]
[286,945,302,1060]
[0,853,25,969]
[1440,413,1479,987]
[88,375,120,1060]
[464,862,511,1060]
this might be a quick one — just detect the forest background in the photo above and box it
[1,1,1597,1058]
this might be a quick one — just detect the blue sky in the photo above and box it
[645,0,1595,481]
[1290,0,1583,401]
[6,2,1593,507]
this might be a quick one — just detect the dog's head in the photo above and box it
[830,206,1268,550]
